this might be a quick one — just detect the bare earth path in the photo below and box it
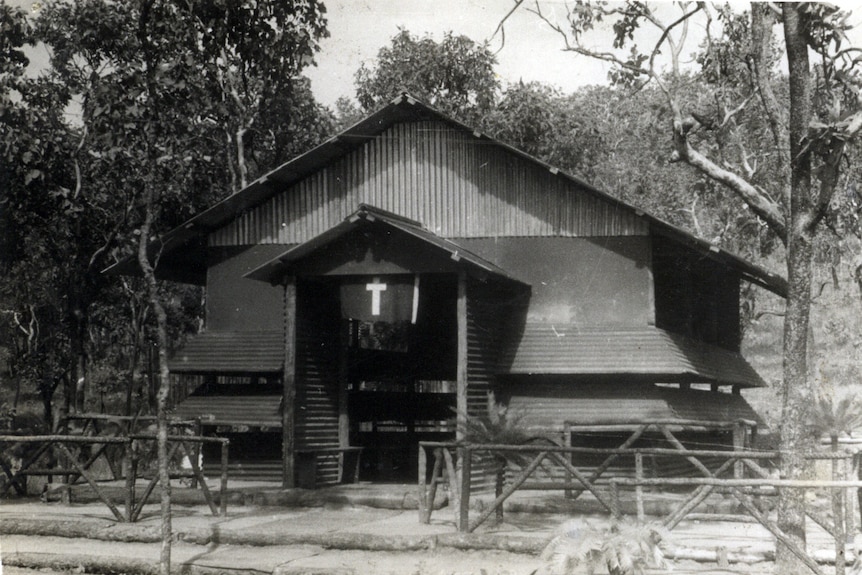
[0,487,850,575]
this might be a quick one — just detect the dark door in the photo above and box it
[345,274,458,482]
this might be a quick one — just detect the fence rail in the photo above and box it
[0,432,229,521]
[419,433,860,575]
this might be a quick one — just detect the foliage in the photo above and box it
[483,81,604,180]
[0,0,330,430]
[499,3,862,572]
[808,391,862,440]
[539,517,669,575]
[459,393,535,447]
[354,28,499,125]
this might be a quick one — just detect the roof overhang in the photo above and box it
[504,384,764,431]
[103,93,787,297]
[168,331,283,374]
[172,393,282,428]
[500,324,766,389]
[245,204,528,288]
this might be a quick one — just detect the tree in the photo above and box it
[354,28,499,125]
[4,1,329,572]
[483,81,605,180]
[1,0,333,427]
[499,2,862,571]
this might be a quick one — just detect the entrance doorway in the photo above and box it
[345,274,458,482]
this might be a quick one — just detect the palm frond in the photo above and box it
[539,517,669,575]
[808,391,862,439]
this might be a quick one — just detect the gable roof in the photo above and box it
[245,203,527,286]
[104,93,786,296]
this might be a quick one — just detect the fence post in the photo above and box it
[609,478,620,518]
[123,439,135,521]
[733,422,745,479]
[418,444,427,523]
[458,446,472,533]
[564,423,573,499]
[844,455,856,540]
[635,451,645,522]
[834,450,846,575]
[220,440,229,517]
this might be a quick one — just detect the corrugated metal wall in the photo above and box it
[210,121,648,247]
[295,281,341,486]
[465,279,525,493]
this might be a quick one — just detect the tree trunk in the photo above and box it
[776,6,816,574]
[137,184,172,575]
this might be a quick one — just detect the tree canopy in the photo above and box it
[0,0,332,427]
[497,2,862,571]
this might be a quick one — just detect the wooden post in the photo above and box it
[418,443,427,523]
[733,421,745,479]
[337,319,350,483]
[455,270,468,442]
[564,423,572,499]
[635,451,645,522]
[123,439,135,521]
[191,419,202,489]
[845,455,856,540]
[426,449,443,523]
[220,440,228,517]
[283,276,297,489]
[458,446,472,533]
[455,270,469,527]
[833,436,846,575]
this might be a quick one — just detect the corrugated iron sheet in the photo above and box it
[168,331,283,374]
[172,394,281,427]
[210,120,649,247]
[294,284,341,486]
[500,324,765,388]
[245,204,526,286]
[104,94,786,297]
[504,384,763,431]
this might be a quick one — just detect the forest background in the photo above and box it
[1,0,860,439]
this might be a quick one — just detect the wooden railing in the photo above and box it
[418,440,861,575]
[0,432,229,521]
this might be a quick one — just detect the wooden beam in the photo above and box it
[455,270,469,528]
[337,319,350,482]
[456,269,467,441]
[283,276,297,489]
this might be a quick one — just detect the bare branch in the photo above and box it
[646,2,703,77]
[748,3,790,208]
[490,0,525,54]
[671,114,788,242]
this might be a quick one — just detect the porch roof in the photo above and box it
[505,384,764,432]
[168,331,283,374]
[244,203,527,287]
[172,393,282,427]
[500,324,766,388]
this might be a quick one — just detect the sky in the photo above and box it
[305,0,862,107]
[9,0,862,109]
[304,0,615,107]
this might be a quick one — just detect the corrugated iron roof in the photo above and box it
[168,331,283,374]
[172,394,281,427]
[501,324,765,388]
[103,93,786,297]
[245,204,526,286]
[505,384,763,431]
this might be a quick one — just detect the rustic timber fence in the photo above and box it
[0,431,229,522]
[418,441,862,575]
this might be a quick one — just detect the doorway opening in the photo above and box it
[345,274,458,482]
